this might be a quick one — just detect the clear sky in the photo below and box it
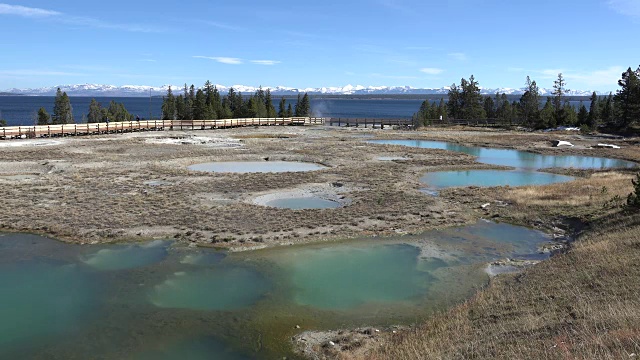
[1,0,639,91]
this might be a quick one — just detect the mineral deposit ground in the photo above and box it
[0,125,638,251]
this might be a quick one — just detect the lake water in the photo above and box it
[0,96,594,126]
[369,139,637,188]
[0,221,549,358]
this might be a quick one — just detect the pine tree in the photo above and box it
[175,95,186,120]
[613,66,640,128]
[564,103,578,126]
[297,93,311,116]
[87,99,103,123]
[519,76,540,126]
[286,103,293,117]
[161,86,177,120]
[265,89,276,117]
[193,89,207,120]
[447,83,461,119]
[539,97,555,129]
[484,96,496,119]
[552,73,568,126]
[587,91,600,128]
[577,102,589,127]
[37,107,51,125]
[52,88,74,124]
[278,97,286,117]
[601,93,615,126]
[437,98,446,120]
[294,93,302,116]
[460,75,484,119]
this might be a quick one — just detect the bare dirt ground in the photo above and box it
[0,126,637,252]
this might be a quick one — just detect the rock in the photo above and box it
[552,140,574,147]
[295,325,301,329]
[328,341,335,346]
[480,203,490,209]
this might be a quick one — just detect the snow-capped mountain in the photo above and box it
[2,83,606,97]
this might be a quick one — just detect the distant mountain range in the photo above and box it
[1,83,608,97]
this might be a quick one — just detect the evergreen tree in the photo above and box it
[577,102,589,127]
[175,95,186,120]
[278,97,287,117]
[437,98,446,120]
[447,83,461,119]
[87,98,103,123]
[161,86,177,120]
[483,96,496,118]
[52,88,74,124]
[460,75,485,119]
[552,73,568,126]
[37,107,51,125]
[193,89,207,120]
[564,103,578,126]
[265,89,276,117]
[539,97,555,129]
[613,66,640,128]
[519,76,541,126]
[496,93,512,123]
[587,91,600,128]
[286,103,293,117]
[294,93,302,116]
[297,93,311,116]
[601,93,615,125]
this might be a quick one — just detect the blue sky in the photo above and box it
[0,0,639,91]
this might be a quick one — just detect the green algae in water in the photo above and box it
[81,240,170,271]
[149,267,270,311]
[133,336,251,360]
[286,244,433,310]
[0,262,93,355]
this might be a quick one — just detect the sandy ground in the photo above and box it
[0,125,637,251]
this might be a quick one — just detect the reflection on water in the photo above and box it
[188,161,326,173]
[369,139,636,189]
[369,139,637,170]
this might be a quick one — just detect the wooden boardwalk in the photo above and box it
[0,117,325,140]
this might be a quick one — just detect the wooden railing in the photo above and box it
[0,117,326,139]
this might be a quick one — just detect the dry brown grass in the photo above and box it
[360,213,640,359]
[505,172,634,208]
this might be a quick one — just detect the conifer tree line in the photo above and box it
[86,98,134,123]
[36,88,74,125]
[414,66,640,131]
[160,81,311,120]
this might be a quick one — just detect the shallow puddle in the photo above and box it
[264,196,340,209]
[188,161,326,173]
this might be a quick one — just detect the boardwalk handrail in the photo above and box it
[0,117,326,140]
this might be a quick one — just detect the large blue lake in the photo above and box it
[0,96,591,126]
